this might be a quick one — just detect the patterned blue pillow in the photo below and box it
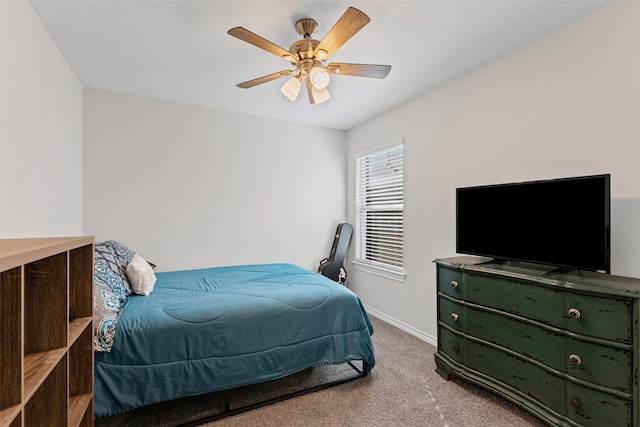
[95,240,134,299]
[93,240,135,352]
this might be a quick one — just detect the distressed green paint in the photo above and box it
[464,272,564,327]
[567,338,632,392]
[464,337,567,415]
[566,292,632,343]
[437,326,464,365]
[464,304,566,371]
[434,257,640,427]
[566,381,632,426]
[436,266,463,299]
[437,296,463,332]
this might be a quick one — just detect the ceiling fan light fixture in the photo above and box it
[311,86,331,104]
[281,76,301,101]
[282,53,297,63]
[309,67,330,89]
[316,49,329,61]
[228,7,391,104]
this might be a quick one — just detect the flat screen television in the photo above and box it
[456,174,610,274]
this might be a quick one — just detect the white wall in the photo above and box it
[4,0,637,345]
[83,89,347,272]
[347,1,640,342]
[0,0,84,238]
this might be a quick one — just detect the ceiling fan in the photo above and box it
[227,7,391,104]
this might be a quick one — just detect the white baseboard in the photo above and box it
[364,305,437,347]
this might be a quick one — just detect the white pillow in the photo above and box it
[125,253,157,296]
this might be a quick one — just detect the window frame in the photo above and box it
[353,140,406,282]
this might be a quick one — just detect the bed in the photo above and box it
[92,241,375,418]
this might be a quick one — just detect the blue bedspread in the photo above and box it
[94,263,375,417]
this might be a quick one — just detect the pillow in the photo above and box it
[126,253,157,296]
[94,240,134,293]
[93,240,135,352]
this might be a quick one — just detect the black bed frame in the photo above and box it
[176,360,369,426]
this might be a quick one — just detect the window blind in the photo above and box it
[355,143,404,271]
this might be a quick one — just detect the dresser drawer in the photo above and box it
[464,338,566,415]
[465,305,565,371]
[438,296,463,332]
[435,257,640,427]
[437,326,464,364]
[464,272,564,328]
[567,338,632,393]
[437,267,463,299]
[566,293,632,344]
[566,382,632,427]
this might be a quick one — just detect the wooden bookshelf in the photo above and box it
[0,237,94,427]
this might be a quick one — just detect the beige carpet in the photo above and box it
[202,315,546,427]
[96,315,547,426]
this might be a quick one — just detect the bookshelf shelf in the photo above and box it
[0,237,94,427]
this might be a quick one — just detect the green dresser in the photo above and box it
[434,257,640,427]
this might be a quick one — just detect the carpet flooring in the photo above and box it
[96,315,547,426]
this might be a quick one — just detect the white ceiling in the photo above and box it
[30,0,611,131]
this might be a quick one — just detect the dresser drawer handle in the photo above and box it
[570,399,581,408]
[569,354,582,366]
[450,312,459,322]
[449,280,459,288]
[568,308,581,319]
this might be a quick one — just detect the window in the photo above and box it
[354,141,405,281]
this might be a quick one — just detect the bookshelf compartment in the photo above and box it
[69,325,93,397]
[69,317,92,346]
[25,355,68,426]
[1,237,94,427]
[23,347,67,403]
[0,267,22,413]
[69,245,93,320]
[24,253,67,354]
[0,406,21,427]
[69,394,93,427]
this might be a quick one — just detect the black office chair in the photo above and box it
[318,223,353,284]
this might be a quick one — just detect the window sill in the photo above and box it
[352,261,406,283]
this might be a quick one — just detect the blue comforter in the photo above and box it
[94,263,375,417]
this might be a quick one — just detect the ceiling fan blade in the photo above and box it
[314,7,370,59]
[305,77,317,104]
[236,70,296,89]
[228,27,296,62]
[327,63,391,79]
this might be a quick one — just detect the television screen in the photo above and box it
[456,174,610,274]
